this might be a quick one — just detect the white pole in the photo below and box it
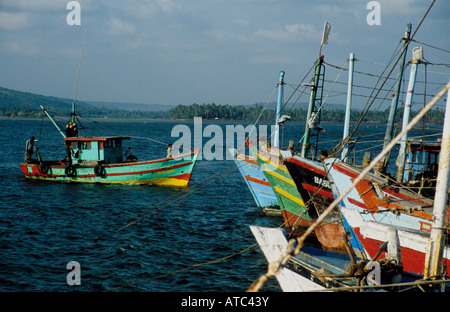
[341,53,355,161]
[423,78,450,279]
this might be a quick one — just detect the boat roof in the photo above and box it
[408,139,441,151]
[64,136,131,142]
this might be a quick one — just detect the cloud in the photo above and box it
[105,18,136,36]
[0,11,29,30]
[255,23,319,42]
[377,0,424,16]
[0,0,66,12]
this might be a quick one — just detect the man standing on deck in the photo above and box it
[25,136,39,163]
[166,144,173,158]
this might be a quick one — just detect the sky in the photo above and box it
[0,0,449,109]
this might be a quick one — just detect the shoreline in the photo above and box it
[1,116,445,126]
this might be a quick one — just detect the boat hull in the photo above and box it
[325,158,450,277]
[230,148,280,216]
[252,147,313,232]
[341,207,450,277]
[284,155,346,250]
[20,150,199,187]
[250,144,346,251]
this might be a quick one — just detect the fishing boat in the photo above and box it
[230,71,286,216]
[20,106,200,186]
[280,51,347,250]
[281,24,413,253]
[323,44,450,274]
[249,81,450,292]
[230,148,280,216]
[248,23,348,252]
[20,34,199,186]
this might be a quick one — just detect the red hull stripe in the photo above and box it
[301,183,334,199]
[285,157,326,176]
[245,175,272,187]
[333,163,359,178]
[347,197,368,209]
[352,227,450,277]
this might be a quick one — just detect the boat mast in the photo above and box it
[379,23,411,172]
[273,70,285,148]
[395,47,423,182]
[71,29,86,124]
[301,22,330,158]
[423,79,450,283]
[341,52,355,161]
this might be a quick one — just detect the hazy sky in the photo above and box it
[0,0,449,109]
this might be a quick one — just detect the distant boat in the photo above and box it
[20,33,199,187]
[20,107,199,186]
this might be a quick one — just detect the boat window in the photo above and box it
[79,142,91,150]
[98,142,104,150]
[116,139,122,147]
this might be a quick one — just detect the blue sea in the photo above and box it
[0,117,443,293]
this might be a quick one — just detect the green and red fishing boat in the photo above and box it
[20,106,199,186]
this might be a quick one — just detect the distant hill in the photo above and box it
[0,87,170,119]
[0,86,92,117]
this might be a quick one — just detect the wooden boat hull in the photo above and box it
[249,142,346,251]
[324,158,446,232]
[341,207,450,277]
[250,226,420,292]
[20,150,199,187]
[284,155,346,250]
[230,148,280,216]
[250,145,314,232]
[325,158,450,277]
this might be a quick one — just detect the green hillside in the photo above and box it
[0,87,169,119]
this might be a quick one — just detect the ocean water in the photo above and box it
[0,117,442,292]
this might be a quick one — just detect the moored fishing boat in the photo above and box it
[230,148,280,216]
[323,46,450,273]
[230,71,287,216]
[248,24,347,252]
[249,81,450,292]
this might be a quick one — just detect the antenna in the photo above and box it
[72,28,87,122]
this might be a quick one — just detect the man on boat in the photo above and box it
[167,144,173,158]
[125,147,137,161]
[25,136,39,163]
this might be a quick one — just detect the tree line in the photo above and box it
[168,103,445,124]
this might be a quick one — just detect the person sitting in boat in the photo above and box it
[319,150,330,161]
[166,144,173,158]
[25,136,39,163]
[125,147,138,162]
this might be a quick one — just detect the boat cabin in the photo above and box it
[403,139,440,183]
[64,136,131,165]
